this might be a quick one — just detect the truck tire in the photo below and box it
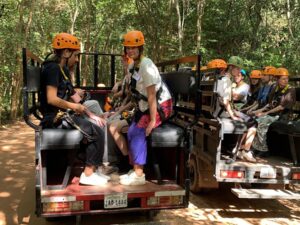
[189,158,202,193]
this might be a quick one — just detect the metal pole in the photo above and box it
[111,55,116,87]
[94,54,99,88]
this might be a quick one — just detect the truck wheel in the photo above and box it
[189,158,202,193]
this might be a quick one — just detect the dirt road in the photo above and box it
[0,121,300,225]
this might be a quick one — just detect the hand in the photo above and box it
[101,111,115,119]
[246,109,253,115]
[75,88,85,97]
[107,111,116,118]
[74,103,86,114]
[255,112,266,117]
[89,113,106,127]
[70,92,82,103]
[145,120,156,136]
[231,115,243,122]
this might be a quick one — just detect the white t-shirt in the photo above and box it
[232,82,250,103]
[129,57,172,112]
[213,74,232,117]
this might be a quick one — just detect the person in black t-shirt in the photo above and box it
[40,33,108,186]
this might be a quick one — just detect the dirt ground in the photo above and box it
[0,121,300,225]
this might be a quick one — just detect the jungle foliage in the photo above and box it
[0,0,299,124]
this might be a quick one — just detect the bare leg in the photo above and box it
[84,165,95,176]
[244,127,257,151]
[109,119,129,156]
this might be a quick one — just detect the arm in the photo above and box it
[256,105,284,117]
[252,104,270,115]
[223,99,241,121]
[47,86,105,127]
[109,100,134,120]
[146,85,157,136]
[240,101,257,112]
[47,86,85,114]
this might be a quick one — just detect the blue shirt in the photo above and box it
[257,84,273,106]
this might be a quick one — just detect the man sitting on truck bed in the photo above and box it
[245,66,277,115]
[40,33,109,186]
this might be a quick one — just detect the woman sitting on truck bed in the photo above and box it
[231,69,250,110]
[119,30,173,186]
[240,70,262,111]
[40,33,109,186]
[250,68,296,156]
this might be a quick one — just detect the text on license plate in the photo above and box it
[104,193,128,209]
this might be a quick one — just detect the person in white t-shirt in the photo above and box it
[119,30,173,185]
[232,69,250,109]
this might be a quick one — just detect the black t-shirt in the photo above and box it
[40,61,71,125]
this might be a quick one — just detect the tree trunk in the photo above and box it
[175,0,183,54]
[286,0,294,39]
[70,0,79,35]
[196,0,206,53]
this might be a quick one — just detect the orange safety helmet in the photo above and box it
[123,30,145,47]
[274,67,289,76]
[261,66,276,75]
[250,70,262,79]
[207,59,227,69]
[52,33,80,50]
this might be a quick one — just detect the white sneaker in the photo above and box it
[120,171,146,186]
[79,172,108,186]
[242,150,256,163]
[119,169,134,180]
[236,150,244,160]
[97,167,111,181]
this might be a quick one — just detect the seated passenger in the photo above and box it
[246,66,276,115]
[241,70,261,110]
[232,69,250,110]
[209,57,257,162]
[119,30,173,186]
[108,55,135,166]
[212,56,242,120]
[40,33,108,186]
[250,68,296,155]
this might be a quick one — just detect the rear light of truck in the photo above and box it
[292,172,300,180]
[220,170,244,179]
[43,201,84,213]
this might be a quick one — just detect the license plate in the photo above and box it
[104,193,128,209]
[260,167,276,179]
